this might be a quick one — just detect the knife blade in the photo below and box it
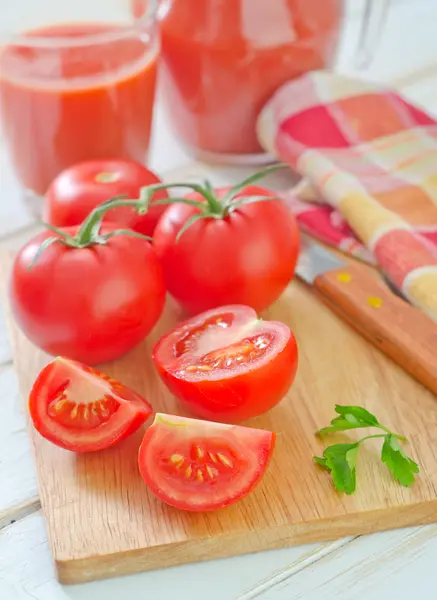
[295,237,437,395]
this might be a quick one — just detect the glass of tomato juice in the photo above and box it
[0,0,159,212]
[158,0,390,165]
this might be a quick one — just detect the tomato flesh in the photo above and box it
[138,413,275,511]
[153,305,298,422]
[29,357,153,452]
[185,332,273,373]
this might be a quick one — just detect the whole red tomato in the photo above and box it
[10,223,166,364]
[44,159,168,236]
[153,177,300,315]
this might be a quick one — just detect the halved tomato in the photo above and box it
[29,357,152,452]
[138,413,275,511]
[152,305,298,422]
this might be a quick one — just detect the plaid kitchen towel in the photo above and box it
[257,71,437,321]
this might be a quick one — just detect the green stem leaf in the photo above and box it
[224,195,279,216]
[27,237,68,270]
[140,182,223,215]
[41,222,78,243]
[221,163,288,207]
[176,213,210,242]
[151,196,207,210]
[75,197,142,245]
[101,229,153,243]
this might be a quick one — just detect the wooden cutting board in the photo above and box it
[2,250,437,586]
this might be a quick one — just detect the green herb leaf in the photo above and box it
[322,442,360,495]
[313,456,330,470]
[315,405,419,494]
[318,404,380,435]
[381,434,419,487]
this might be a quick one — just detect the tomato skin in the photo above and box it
[29,357,153,452]
[138,413,275,511]
[10,225,166,364]
[153,186,300,314]
[44,159,169,236]
[155,339,297,423]
[153,305,298,423]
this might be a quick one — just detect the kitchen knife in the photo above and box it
[296,237,437,395]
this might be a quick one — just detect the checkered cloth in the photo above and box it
[257,71,437,321]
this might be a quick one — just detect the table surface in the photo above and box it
[2,2,437,598]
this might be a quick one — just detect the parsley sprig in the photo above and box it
[314,405,419,495]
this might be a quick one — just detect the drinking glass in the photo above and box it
[0,0,159,214]
[158,0,390,165]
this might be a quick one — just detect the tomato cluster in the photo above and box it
[14,159,301,512]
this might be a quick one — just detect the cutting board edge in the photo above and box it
[56,500,437,584]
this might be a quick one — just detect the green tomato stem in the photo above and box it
[40,165,290,255]
[140,182,223,216]
[76,198,144,246]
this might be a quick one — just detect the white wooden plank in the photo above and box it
[0,367,38,522]
[0,308,12,366]
[0,511,355,600]
[0,148,36,238]
[252,524,437,599]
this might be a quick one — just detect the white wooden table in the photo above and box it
[2,2,437,598]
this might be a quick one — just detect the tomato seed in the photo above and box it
[48,396,67,415]
[170,453,185,467]
[254,336,269,349]
[186,364,211,373]
[206,465,218,479]
[217,452,233,468]
[196,469,204,482]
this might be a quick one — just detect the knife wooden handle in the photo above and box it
[313,262,437,395]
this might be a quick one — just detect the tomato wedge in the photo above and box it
[153,305,298,422]
[29,357,152,452]
[138,413,275,511]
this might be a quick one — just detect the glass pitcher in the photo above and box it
[157,0,390,164]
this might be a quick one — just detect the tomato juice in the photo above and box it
[159,0,342,158]
[0,23,158,195]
